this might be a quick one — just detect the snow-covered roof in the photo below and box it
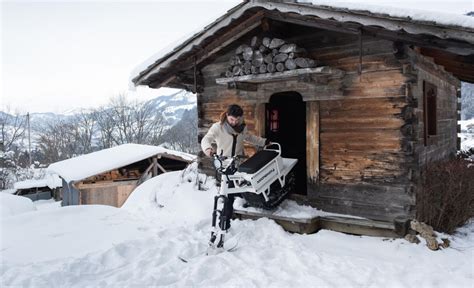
[14,174,63,190]
[47,144,196,182]
[296,1,474,28]
[131,0,474,87]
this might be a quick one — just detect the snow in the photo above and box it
[0,189,17,195]
[459,118,474,151]
[164,103,196,114]
[234,198,365,220]
[0,193,36,218]
[13,173,62,190]
[1,164,473,287]
[47,143,195,182]
[33,199,62,211]
[0,205,149,265]
[297,1,474,28]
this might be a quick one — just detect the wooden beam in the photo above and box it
[156,161,167,174]
[319,216,399,238]
[265,11,361,35]
[152,157,158,177]
[216,66,343,84]
[363,26,474,56]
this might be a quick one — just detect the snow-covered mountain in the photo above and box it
[1,90,197,132]
[144,90,196,125]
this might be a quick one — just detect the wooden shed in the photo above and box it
[48,144,195,208]
[132,1,473,222]
[13,174,63,202]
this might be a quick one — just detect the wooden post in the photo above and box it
[358,29,363,80]
[306,101,320,184]
[152,157,158,177]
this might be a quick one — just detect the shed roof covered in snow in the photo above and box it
[13,174,63,190]
[47,144,196,182]
[131,0,474,87]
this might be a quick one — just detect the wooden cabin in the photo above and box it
[132,1,474,222]
[48,144,195,208]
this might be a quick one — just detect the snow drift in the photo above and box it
[1,163,473,287]
[0,193,36,218]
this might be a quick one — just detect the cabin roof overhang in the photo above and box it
[131,0,474,87]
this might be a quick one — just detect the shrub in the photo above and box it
[417,156,474,234]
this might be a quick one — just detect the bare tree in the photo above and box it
[98,94,167,146]
[74,109,96,154]
[160,108,199,154]
[109,94,135,144]
[133,100,167,144]
[0,108,27,188]
[94,106,116,149]
[37,119,80,163]
[0,107,26,152]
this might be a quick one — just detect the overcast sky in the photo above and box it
[1,0,472,114]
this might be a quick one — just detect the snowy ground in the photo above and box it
[459,118,474,151]
[1,165,473,287]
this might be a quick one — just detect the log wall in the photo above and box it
[408,49,460,166]
[196,30,443,221]
[303,35,416,221]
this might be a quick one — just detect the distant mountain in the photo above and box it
[467,11,474,16]
[1,90,197,131]
[144,90,196,125]
[29,112,71,132]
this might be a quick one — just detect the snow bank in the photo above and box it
[122,163,215,228]
[0,205,150,264]
[2,165,473,287]
[34,199,62,210]
[235,198,365,219]
[459,118,474,150]
[0,193,36,218]
[0,189,17,195]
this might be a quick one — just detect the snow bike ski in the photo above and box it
[208,143,297,251]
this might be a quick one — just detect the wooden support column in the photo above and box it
[152,157,158,177]
[255,103,266,137]
[306,101,320,184]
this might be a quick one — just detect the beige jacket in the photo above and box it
[201,122,266,157]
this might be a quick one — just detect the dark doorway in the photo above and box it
[266,92,307,195]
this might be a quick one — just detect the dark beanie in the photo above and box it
[227,104,243,117]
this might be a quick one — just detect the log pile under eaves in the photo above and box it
[225,36,317,77]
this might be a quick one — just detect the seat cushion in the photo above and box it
[238,150,278,174]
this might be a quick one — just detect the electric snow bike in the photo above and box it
[208,143,297,251]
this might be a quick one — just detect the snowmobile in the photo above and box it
[208,143,297,251]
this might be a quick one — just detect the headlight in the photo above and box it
[213,158,222,169]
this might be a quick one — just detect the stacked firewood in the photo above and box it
[225,36,316,77]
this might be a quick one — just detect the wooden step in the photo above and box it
[233,209,320,234]
[233,206,408,238]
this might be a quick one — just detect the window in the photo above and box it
[268,109,279,132]
[423,81,437,145]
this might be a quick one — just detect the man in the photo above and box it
[201,104,269,237]
[201,104,268,157]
